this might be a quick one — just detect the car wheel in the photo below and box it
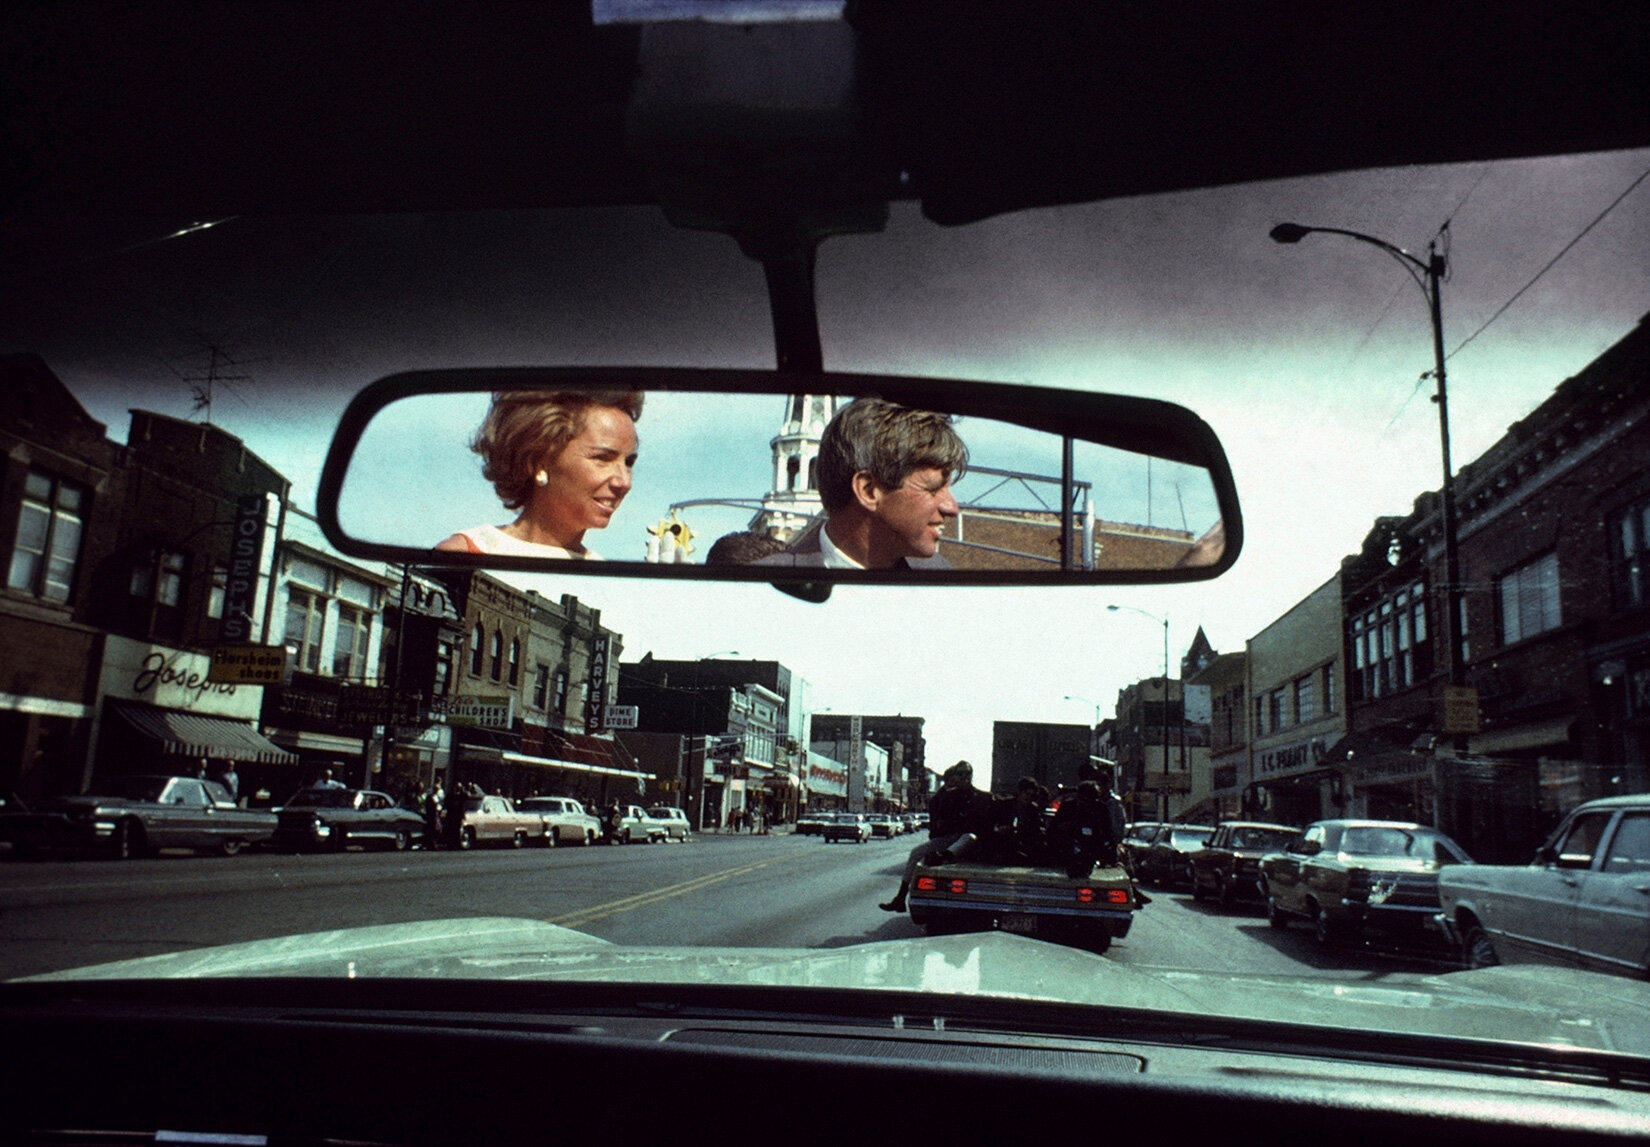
[544,828,557,848]
[621,828,632,845]
[392,829,410,852]
[1463,924,1500,969]
[584,830,595,846]
[459,826,475,851]
[219,838,244,857]
[1312,903,1340,946]
[1190,871,1205,901]
[109,818,144,861]
[1266,891,1289,929]
[511,831,526,849]
[1216,875,1234,909]
[332,825,349,852]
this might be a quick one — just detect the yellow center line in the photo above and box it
[547,851,808,930]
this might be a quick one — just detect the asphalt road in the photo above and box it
[0,832,1461,981]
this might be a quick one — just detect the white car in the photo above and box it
[647,806,692,842]
[516,797,601,847]
[1438,795,1650,978]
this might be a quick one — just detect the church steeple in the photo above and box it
[749,394,836,541]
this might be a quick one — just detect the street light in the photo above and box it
[1268,222,1465,703]
[1107,604,1171,818]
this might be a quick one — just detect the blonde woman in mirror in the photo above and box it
[437,389,642,559]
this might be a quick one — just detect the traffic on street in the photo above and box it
[0,825,1458,983]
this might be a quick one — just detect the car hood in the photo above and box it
[14,918,1650,1056]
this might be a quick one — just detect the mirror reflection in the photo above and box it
[335,388,1226,573]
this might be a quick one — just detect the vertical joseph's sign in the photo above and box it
[585,634,610,731]
[221,495,267,642]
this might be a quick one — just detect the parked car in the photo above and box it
[1135,824,1215,889]
[517,797,601,846]
[0,775,275,859]
[1437,794,1650,977]
[275,788,426,852]
[1189,821,1300,906]
[822,813,871,844]
[450,794,552,850]
[603,804,666,845]
[647,806,692,842]
[1118,822,1168,872]
[1261,820,1473,945]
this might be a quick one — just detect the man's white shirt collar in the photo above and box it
[819,524,864,569]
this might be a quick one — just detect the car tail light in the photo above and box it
[1076,888,1131,905]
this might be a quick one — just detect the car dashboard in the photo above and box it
[4,979,1648,1145]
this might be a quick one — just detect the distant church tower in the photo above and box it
[750,394,837,542]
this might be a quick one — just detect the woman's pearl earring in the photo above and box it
[535,470,549,487]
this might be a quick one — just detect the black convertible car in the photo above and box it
[0,775,276,859]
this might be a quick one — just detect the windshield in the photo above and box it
[285,790,356,809]
[2,115,1647,1048]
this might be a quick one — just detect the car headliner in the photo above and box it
[6,1,1649,225]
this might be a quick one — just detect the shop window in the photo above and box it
[8,470,85,603]
[1609,497,1649,611]
[1498,552,1561,645]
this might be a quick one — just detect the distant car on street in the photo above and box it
[822,813,871,844]
[275,787,426,852]
[0,775,276,859]
[866,813,903,838]
[794,810,830,836]
[517,797,601,846]
[1190,821,1300,906]
[1119,822,1168,872]
[1261,819,1472,946]
[1437,794,1650,977]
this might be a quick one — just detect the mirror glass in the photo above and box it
[326,377,1232,579]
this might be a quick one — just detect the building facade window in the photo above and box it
[1268,688,1284,731]
[554,670,569,721]
[207,564,228,620]
[8,470,85,603]
[1608,497,1649,612]
[333,604,370,678]
[509,637,521,686]
[490,629,503,681]
[470,623,484,675]
[285,588,325,673]
[435,638,455,698]
[1253,696,1265,737]
[1498,552,1561,645]
[1294,674,1315,725]
[532,663,550,710]
[1349,580,1429,700]
[1322,663,1335,715]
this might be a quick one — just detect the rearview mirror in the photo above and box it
[317,368,1242,587]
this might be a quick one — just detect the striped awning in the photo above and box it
[111,701,298,766]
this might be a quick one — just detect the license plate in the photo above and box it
[1000,913,1038,935]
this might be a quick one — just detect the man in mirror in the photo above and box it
[757,398,966,570]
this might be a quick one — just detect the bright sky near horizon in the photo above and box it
[6,149,1648,783]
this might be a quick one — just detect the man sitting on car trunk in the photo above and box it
[757,397,966,570]
[880,760,993,913]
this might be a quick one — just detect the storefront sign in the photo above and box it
[1441,685,1482,734]
[220,494,268,641]
[440,696,515,729]
[585,635,610,731]
[209,644,286,685]
[100,635,262,719]
[1256,737,1328,776]
[604,704,639,730]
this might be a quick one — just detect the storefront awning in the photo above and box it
[270,729,364,755]
[111,701,297,766]
[1468,717,1576,755]
[502,750,652,782]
